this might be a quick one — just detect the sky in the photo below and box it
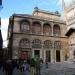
[0,0,72,47]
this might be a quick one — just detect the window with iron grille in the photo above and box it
[53,25,61,36]
[54,41,62,49]
[32,39,42,48]
[44,40,52,49]
[32,22,41,34]
[20,38,30,49]
[43,24,52,35]
[21,21,30,33]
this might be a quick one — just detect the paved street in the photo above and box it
[0,67,31,75]
[40,62,75,75]
[0,62,75,75]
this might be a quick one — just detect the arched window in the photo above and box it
[32,39,42,48]
[43,23,51,35]
[53,25,61,36]
[19,38,30,49]
[54,41,62,49]
[44,40,52,49]
[32,22,41,34]
[21,21,30,33]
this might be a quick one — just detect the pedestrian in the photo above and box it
[4,60,8,75]
[30,58,35,75]
[35,56,40,75]
[16,59,20,69]
[25,61,31,75]
[20,60,26,72]
[26,62,30,72]
[45,59,48,68]
[2,59,5,72]
[0,60,2,70]
[5,59,13,75]
[22,60,29,75]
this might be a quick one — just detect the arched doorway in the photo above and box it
[54,41,62,62]
[19,38,31,60]
[44,40,52,62]
[32,39,42,58]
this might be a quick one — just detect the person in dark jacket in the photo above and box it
[5,59,13,75]
[30,58,35,75]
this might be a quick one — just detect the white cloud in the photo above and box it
[1,18,9,47]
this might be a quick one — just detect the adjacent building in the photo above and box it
[66,28,75,62]
[65,0,75,62]
[65,0,75,29]
[0,18,3,59]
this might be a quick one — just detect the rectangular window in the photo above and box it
[74,51,75,59]
[56,50,60,62]
[46,50,51,62]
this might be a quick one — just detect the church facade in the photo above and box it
[7,8,68,63]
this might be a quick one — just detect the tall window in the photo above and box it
[32,22,41,34]
[21,21,30,33]
[46,51,51,62]
[43,23,51,35]
[54,41,62,50]
[53,25,61,36]
[56,50,60,62]
[44,40,52,49]
[19,38,30,49]
[32,39,42,48]
[74,51,75,59]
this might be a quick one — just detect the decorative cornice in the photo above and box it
[10,14,65,24]
[33,8,61,16]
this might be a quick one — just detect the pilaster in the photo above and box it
[51,22,54,36]
[41,22,44,35]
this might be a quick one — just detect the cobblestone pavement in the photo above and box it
[40,62,75,75]
[0,62,75,75]
[0,68,31,75]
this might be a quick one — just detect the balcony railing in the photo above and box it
[43,32,51,36]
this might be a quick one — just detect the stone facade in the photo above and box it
[66,28,75,62]
[65,0,75,29]
[64,1,75,63]
[7,8,68,63]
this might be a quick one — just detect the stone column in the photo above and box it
[40,49,42,58]
[51,22,54,36]
[32,49,34,58]
[69,46,74,62]
[30,19,32,34]
[51,49,54,63]
[44,50,46,62]
[60,50,63,63]
[54,50,56,63]
[52,41,55,63]
[41,22,43,35]
[41,43,44,61]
